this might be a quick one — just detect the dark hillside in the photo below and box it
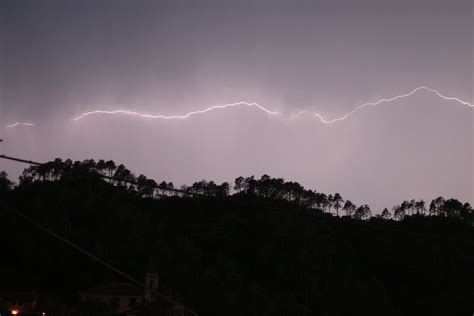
[0,163,473,315]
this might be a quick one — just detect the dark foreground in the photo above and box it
[0,164,473,316]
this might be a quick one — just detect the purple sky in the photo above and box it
[1,0,472,211]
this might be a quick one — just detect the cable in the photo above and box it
[0,154,204,197]
[0,202,199,316]
[0,154,201,314]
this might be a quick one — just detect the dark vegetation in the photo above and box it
[0,159,473,315]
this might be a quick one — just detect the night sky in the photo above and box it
[1,0,472,210]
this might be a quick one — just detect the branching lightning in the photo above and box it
[73,102,280,121]
[313,86,473,124]
[4,122,36,128]
[4,86,473,128]
[73,86,473,125]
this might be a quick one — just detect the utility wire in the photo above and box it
[1,204,199,316]
[2,202,144,287]
[3,153,470,316]
[0,154,204,197]
[0,154,200,315]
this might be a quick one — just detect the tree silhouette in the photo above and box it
[159,181,170,197]
[136,174,157,198]
[105,160,117,177]
[3,157,474,315]
[326,194,334,213]
[354,205,371,220]
[9,157,474,225]
[442,198,464,217]
[332,193,344,217]
[392,205,404,220]
[381,208,391,220]
[0,171,14,192]
[343,200,356,217]
[414,200,425,215]
[429,196,445,216]
[234,176,245,193]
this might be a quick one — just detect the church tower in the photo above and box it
[145,256,159,301]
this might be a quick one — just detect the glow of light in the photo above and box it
[6,86,474,127]
[10,310,18,315]
[73,101,280,121]
[73,86,473,124]
[313,86,473,124]
[4,122,36,128]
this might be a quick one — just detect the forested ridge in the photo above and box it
[0,159,473,315]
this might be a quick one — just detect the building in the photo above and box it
[79,260,182,315]
[79,282,144,314]
[0,290,37,315]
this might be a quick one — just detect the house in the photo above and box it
[79,260,183,315]
[0,290,37,315]
[79,282,144,314]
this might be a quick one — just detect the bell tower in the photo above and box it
[145,256,159,301]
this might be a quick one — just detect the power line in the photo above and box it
[0,154,204,197]
[1,203,199,316]
[0,154,41,166]
[3,202,144,286]
[0,154,200,315]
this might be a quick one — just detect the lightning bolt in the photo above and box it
[73,101,280,121]
[74,86,472,124]
[313,86,473,124]
[5,86,473,127]
[4,122,36,128]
